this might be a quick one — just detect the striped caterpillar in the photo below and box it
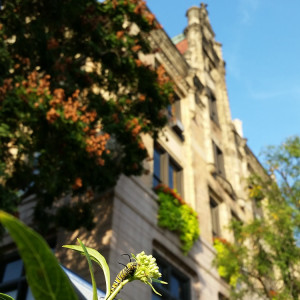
[110,255,138,295]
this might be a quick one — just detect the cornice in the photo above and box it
[149,29,190,93]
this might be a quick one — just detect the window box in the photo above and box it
[154,184,200,254]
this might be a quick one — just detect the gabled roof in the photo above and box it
[172,33,188,55]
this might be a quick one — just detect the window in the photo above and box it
[168,102,181,122]
[231,210,243,243]
[193,75,204,92]
[168,159,182,193]
[152,254,190,300]
[210,197,220,239]
[0,257,34,300]
[231,210,241,223]
[212,141,225,177]
[153,144,183,195]
[168,94,184,138]
[153,145,163,187]
[207,89,219,124]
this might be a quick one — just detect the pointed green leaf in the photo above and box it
[147,281,162,296]
[0,293,15,300]
[0,211,78,300]
[77,239,98,300]
[151,278,168,284]
[63,244,110,299]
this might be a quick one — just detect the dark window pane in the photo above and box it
[168,163,174,189]
[152,293,162,300]
[153,148,161,187]
[153,253,190,300]
[212,141,225,177]
[210,198,220,238]
[2,259,23,282]
[155,262,168,292]
[209,91,219,124]
[154,148,161,177]
[216,147,225,176]
[170,274,181,298]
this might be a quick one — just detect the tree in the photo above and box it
[214,136,300,300]
[0,0,174,232]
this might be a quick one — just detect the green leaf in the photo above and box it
[0,211,78,300]
[77,239,98,300]
[63,244,110,299]
[0,123,11,137]
[151,278,168,284]
[0,293,15,300]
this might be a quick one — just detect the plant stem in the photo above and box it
[105,279,130,300]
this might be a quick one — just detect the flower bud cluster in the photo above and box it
[131,251,166,296]
[133,251,161,283]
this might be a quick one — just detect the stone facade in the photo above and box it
[0,3,266,300]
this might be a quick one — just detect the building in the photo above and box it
[0,3,265,300]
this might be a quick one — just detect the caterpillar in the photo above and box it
[110,261,138,294]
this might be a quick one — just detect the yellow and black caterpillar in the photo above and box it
[110,261,138,294]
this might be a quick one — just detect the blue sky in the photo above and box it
[147,0,300,159]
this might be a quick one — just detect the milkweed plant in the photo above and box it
[0,210,167,300]
[64,244,168,300]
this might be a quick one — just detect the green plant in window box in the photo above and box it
[213,237,241,287]
[154,184,200,254]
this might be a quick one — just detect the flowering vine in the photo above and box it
[0,0,175,232]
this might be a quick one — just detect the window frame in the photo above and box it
[212,141,225,177]
[193,75,204,92]
[153,144,164,187]
[231,210,243,244]
[207,89,219,124]
[168,158,182,194]
[210,197,221,239]
[168,93,184,140]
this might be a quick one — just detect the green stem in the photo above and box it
[105,279,130,300]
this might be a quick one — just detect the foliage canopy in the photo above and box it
[214,136,300,300]
[0,0,174,231]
